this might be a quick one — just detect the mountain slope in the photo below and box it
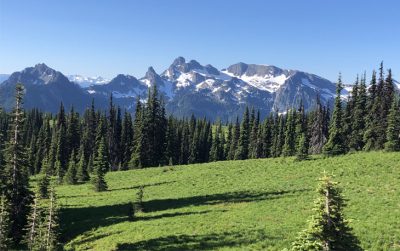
[0,64,97,113]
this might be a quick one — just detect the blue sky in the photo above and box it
[0,0,399,83]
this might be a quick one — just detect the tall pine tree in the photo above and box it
[323,74,347,156]
[3,84,32,244]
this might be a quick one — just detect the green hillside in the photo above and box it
[56,152,400,250]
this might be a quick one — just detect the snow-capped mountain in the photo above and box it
[0,63,100,113]
[0,58,360,120]
[68,75,110,88]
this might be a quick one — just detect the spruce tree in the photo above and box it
[224,123,233,160]
[235,107,250,160]
[309,95,328,154]
[209,121,224,161]
[294,102,309,160]
[349,73,367,151]
[296,131,309,161]
[283,109,297,156]
[76,144,89,182]
[66,106,80,158]
[228,117,240,160]
[248,110,260,159]
[44,188,59,250]
[0,194,11,249]
[56,125,68,183]
[120,111,133,170]
[64,150,77,185]
[363,71,380,151]
[323,75,347,156]
[25,195,45,251]
[376,68,395,148]
[291,174,361,251]
[130,97,145,168]
[3,84,32,244]
[38,174,50,199]
[261,116,273,158]
[384,97,400,151]
[91,136,108,192]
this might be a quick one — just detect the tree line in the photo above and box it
[0,63,399,248]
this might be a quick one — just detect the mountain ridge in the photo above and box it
[0,58,356,120]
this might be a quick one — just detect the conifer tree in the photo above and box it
[188,121,200,164]
[283,109,297,156]
[295,102,309,160]
[291,174,361,251]
[224,123,232,160]
[0,194,11,249]
[38,174,50,199]
[91,136,108,192]
[363,71,380,151]
[64,150,77,185]
[120,111,133,170]
[44,188,59,251]
[228,117,240,160]
[343,77,358,147]
[165,116,177,165]
[130,98,146,168]
[209,120,224,161]
[66,106,80,158]
[323,75,347,156]
[33,119,50,174]
[25,195,45,251]
[28,135,37,175]
[47,127,58,176]
[87,154,94,174]
[349,74,367,151]
[384,97,400,151]
[76,144,89,182]
[296,131,309,161]
[376,68,395,148]
[261,116,273,158]
[373,62,387,149]
[249,110,260,159]
[3,84,32,244]
[179,122,190,165]
[56,125,68,183]
[235,107,250,160]
[309,95,328,154]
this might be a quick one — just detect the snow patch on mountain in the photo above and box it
[68,75,110,88]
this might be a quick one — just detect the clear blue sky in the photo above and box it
[0,0,399,83]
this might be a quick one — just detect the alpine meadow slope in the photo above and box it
[54,152,400,250]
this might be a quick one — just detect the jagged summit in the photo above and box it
[0,58,352,120]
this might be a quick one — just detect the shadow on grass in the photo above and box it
[60,189,307,244]
[108,181,176,192]
[60,203,129,243]
[136,210,221,222]
[142,189,307,212]
[116,229,276,250]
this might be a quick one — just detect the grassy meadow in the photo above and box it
[54,152,400,250]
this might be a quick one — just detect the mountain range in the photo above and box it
[0,57,371,120]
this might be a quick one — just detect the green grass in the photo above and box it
[56,152,400,250]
